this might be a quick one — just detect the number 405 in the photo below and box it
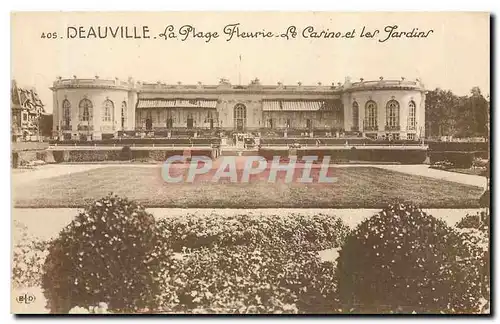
[41,32,58,39]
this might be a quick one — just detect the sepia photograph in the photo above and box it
[10,11,490,315]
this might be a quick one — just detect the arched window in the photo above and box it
[121,101,127,129]
[408,101,416,130]
[386,100,400,129]
[352,101,359,130]
[234,104,246,119]
[234,104,247,130]
[62,99,71,127]
[79,98,93,122]
[364,101,377,130]
[102,99,114,122]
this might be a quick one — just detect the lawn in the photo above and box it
[13,166,484,208]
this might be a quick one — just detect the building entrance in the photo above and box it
[234,104,246,131]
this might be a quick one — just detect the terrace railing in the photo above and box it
[385,125,401,131]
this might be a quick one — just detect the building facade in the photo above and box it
[11,80,46,141]
[51,76,426,140]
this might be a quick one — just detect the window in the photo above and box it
[407,133,415,140]
[408,101,416,130]
[364,101,377,129]
[121,101,127,129]
[234,104,247,130]
[166,110,174,128]
[386,100,400,129]
[79,98,93,122]
[146,110,153,130]
[62,99,71,127]
[352,101,359,130]
[187,112,194,128]
[234,104,246,119]
[102,99,114,122]
[286,118,291,128]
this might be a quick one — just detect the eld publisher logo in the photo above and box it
[16,293,36,304]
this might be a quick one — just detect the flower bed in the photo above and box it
[12,220,50,288]
[158,245,337,314]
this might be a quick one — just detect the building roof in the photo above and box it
[11,80,45,113]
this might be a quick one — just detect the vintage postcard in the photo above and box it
[11,12,490,314]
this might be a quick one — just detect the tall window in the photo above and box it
[146,110,153,130]
[187,112,194,129]
[234,104,246,119]
[102,99,114,122]
[234,104,247,130]
[365,101,377,129]
[121,101,127,129]
[386,100,400,129]
[352,101,359,130]
[79,98,93,122]
[166,110,174,128]
[62,99,71,127]
[408,101,416,130]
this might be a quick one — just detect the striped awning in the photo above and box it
[262,100,326,111]
[137,99,217,109]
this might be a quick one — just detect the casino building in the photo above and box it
[51,76,426,140]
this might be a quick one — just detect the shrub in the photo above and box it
[479,191,490,208]
[455,211,490,311]
[41,194,173,313]
[52,151,65,163]
[336,203,485,314]
[155,213,350,252]
[120,146,133,161]
[158,245,338,314]
[12,220,49,288]
[456,211,490,232]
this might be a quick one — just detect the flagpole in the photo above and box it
[239,54,242,86]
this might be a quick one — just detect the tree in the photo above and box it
[425,88,459,137]
[425,87,489,138]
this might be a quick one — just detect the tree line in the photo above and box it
[425,87,489,139]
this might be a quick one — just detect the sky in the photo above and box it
[11,12,490,113]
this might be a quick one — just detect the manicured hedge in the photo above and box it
[159,245,338,314]
[155,213,350,252]
[296,148,426,164]
[428,152,475,168]
[260,138,421,146]
[68,150,122,162]
[49,149,214,162]
[258,148,289,160]
[49,137,220,146]
[428,141,488,152]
